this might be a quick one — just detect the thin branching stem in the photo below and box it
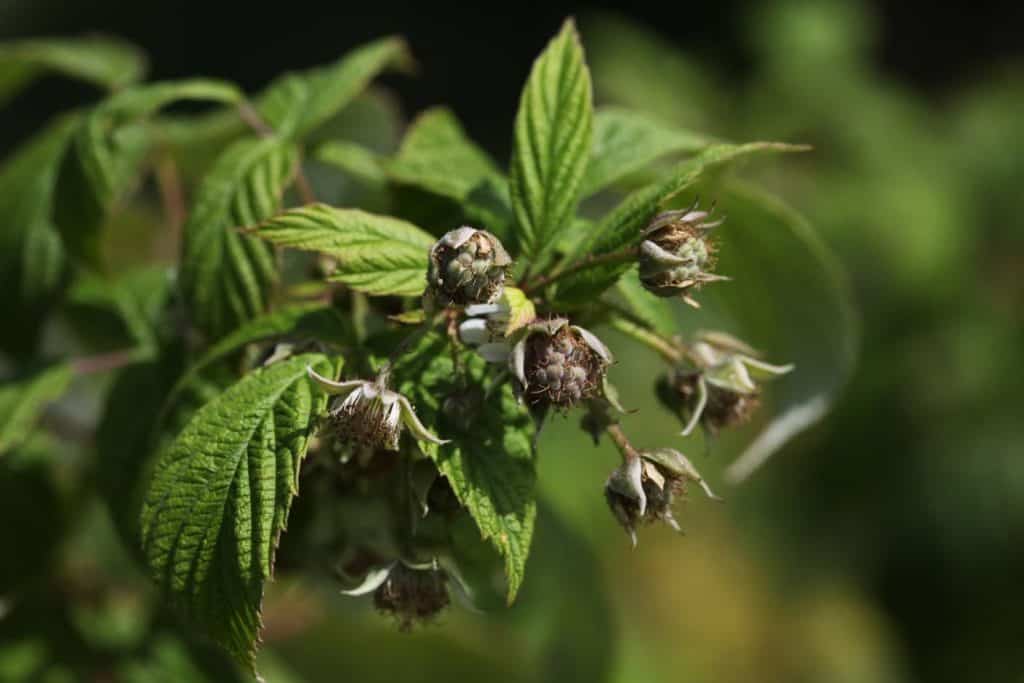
[609,317,685,365]
[605,422,640,464]
[521,246,638,294]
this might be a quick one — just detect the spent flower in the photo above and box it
[426,227,512,308]
[307,366,448,453]
[658,331,794,436]
[638,200,729,307]
[605,448,721,546]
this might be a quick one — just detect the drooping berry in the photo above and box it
[605,448,720,546]
[426,227,511,307]
[372,561,451,632]
[655,331,793,436]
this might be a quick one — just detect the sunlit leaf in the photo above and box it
[509,19,593,267]
[582,106,709,197]
[249,203,435,297]
[259,37,412,140]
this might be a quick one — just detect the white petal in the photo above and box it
[464,302,505,317]
[340,563,394,596]
[306,366,365,396]
[439,226,478,250]
[459,318,491,345]
[397,394,449,445]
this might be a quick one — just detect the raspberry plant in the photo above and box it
[0,19,856,677]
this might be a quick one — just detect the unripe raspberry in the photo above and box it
[426,227,511,307]
[510,318,613,409]
[637,201,728,306]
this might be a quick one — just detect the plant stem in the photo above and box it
[606,422,639,463]
[154,153,185,235]
[521,247,638,294]
[609,317,685,365]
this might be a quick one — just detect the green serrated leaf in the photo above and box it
[250,203,435,297]
[0,363,74,455]
[388,107,503,200]
[168,303,352,408]
[0,115,78,357]
[396,338,536,601]
[58,79,244,264]
[181,136,299,340]
[259,37,412,140]
[140,353,338,669]
[314,139,388,185]
[582,106,709,197]
[0,37,147,107]
[555,141,807,301]
[508,19,594,267]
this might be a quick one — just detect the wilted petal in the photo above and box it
[458,318,491,345]
[397,394,448,445]
[340,563,394,596]
[706,358,758,394]
[639,239,691,268]
[307,366,365,396]
[437,226,478,251]
[464,302,505,317]
[680,375,708,437]
[609,455,647,517]
[741,356,795,380]
[510,338,528,386]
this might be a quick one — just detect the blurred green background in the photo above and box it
[2,1,1022,682]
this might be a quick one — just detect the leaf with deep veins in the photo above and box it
[140,353,339,670]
